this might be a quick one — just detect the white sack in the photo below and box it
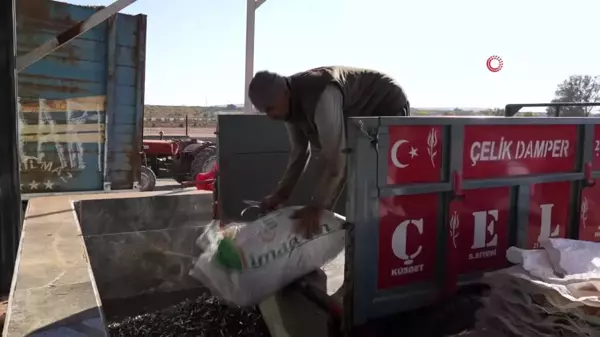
[502,239,600,307]
[541,239,600,276]
[189,206,346,307]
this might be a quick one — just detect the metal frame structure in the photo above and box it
[244,0,268,113]
[343,116,600,329]
[505,102,600,117]
[0,0,21,293]
[18,3,147,195]
[4,0,262,291]
[215,113,600,333]
[1,0,142,290]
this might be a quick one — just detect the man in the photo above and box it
[248,66,410,238]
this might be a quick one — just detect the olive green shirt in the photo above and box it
[276,84,346,209]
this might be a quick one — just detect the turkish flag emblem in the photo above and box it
[388,126,443,184]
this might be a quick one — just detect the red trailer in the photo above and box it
[213,111,600,336]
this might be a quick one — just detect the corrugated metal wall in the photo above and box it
[16,0,146,193]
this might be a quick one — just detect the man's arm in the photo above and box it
[273,122,310,200]
[311,84,347,209]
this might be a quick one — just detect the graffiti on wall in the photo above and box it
[19,95,106,192]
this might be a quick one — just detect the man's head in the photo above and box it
[248,71,290,120]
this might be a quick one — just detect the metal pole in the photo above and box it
[185,115,189,136]
[243,0,256,113]
[0,0,22,293]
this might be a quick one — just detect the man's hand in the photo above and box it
[259,193,285,214]
[291,205,324,239]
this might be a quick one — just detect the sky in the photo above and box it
[68,0,600,109]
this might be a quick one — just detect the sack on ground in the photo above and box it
[189,206,346,307]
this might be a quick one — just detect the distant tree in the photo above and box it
[546,75,600,116]
[481,108,505,116]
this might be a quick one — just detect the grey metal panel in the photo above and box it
[449,124,465,177]
[508,187,520,247]
[515,186,531,248]
[379,116,600,126]
[344,119,380,326]
[579,125,593,170]
[130,14,147,190]
[444,124,464,290]
[217,113,292,154]
[103,15,116,190]
[575,124,597,238]
[441,125,453,182]
[219,152,288,220]
[377,124,389,188]
[216,114,345,222]
[379,183,449,197]
[462,173,583,189]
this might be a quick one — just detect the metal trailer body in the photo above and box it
[0,0,21,293]
[216,112,600,336]
[16,0,146,195]
[505,102,600,117]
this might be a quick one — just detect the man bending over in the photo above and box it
[248,66,410,238]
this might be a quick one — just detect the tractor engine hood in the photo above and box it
[142,140,178,155]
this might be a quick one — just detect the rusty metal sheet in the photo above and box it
[16,0,147,193]
[16,0,138,72]
[19,96,106,192]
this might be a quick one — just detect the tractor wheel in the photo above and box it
[139,166,157,191]
[190,145,217,178]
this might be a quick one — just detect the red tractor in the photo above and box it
[140,138,217,191]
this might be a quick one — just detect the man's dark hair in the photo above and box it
[248,70,287,111]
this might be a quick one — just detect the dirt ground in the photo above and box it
[144,127,216,138]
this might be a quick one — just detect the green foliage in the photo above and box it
[479,108,505,116]
[546,75,600,117]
